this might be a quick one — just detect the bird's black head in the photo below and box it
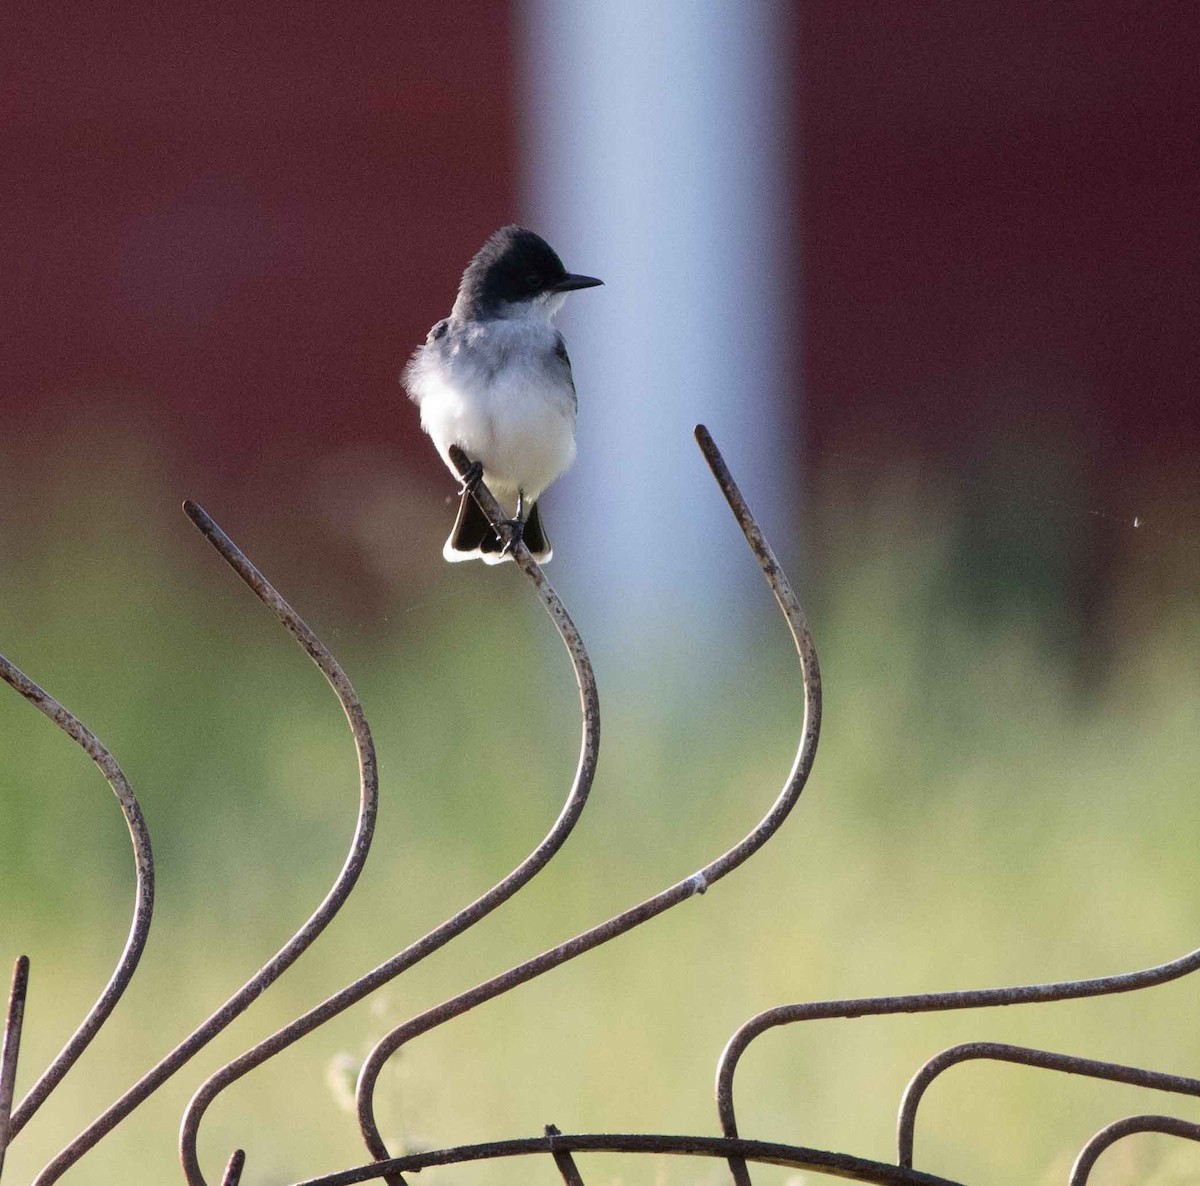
[453,225,602,318]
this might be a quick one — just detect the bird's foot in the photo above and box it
[457,460,484,496]
[498,518,524,557]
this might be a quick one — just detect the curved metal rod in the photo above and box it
[0,654,155,1139]
[180,456,600,1186]
[353,425,822,1177]
[283,1132,959,1186]
[716,927,1200,1185]
[1069,1114,1200,1186]
[0,955,31,1177]
[897,1041,1200,1169]
[31,502,379,1186]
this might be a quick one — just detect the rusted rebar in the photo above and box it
[220,1148,246,1186]
[1069,1114,1200,1186]
[0,654,154,1141]
[897,1041,1200,1169]
[716,880,1200,1186]
[181,453,600,1186]
[9,420,1188,1186]
[287,1132,960,1186]
[28,502,379,1186]
[545,1123,586,1186]
[0,956,30,1179]
[352,425,821,1180]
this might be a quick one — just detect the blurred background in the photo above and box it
[1,3,1198,1184]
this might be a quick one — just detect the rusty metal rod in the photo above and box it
[29,502,379,1186]
[220,1149,246,1186]
[180,454,600,1186]
[545,1123,586,1186]
[353,425,821,1178]
[897,1041,1200,1169]
[0,956,30,1179]
[716,935,1200,1186]
[286,1132,960,1186]
[1069,1114,1200,1186]
[0,655,154,1141]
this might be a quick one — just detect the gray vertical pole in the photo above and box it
[518,1,800,663]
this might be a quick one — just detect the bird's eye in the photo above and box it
[525,271,540,288]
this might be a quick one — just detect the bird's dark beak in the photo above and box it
[552,273,604,292]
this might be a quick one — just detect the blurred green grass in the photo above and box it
[1,433,1199,1186]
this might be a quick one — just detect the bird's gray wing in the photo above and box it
[553,332,578,412]
[401,319,452,403]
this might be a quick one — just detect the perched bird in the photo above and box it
[403,225,602,563]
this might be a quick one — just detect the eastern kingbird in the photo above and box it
[403,225,602,564]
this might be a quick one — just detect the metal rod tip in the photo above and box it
[693,425,722,466]
[221,1147,246,1186]
[182,499,206,526]
[446,444,470,474]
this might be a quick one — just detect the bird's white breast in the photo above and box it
[407,316,577,514]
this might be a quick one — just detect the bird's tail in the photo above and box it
[443,493,552,564]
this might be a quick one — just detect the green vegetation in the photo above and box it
[1,442,1198,1186]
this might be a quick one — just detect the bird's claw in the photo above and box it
[498,518,524,557]
[457,460,484,496]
